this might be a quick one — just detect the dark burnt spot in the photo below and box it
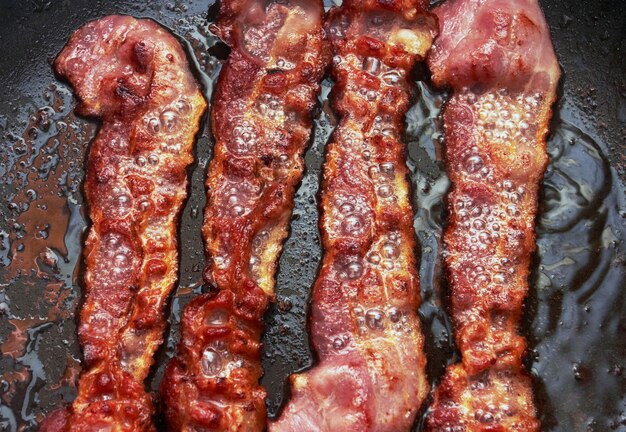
[260,154,273,166]
[115,78,132,98]
[114,78,145,107]
[132,41,153,74]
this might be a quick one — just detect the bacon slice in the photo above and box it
[271,2,436,431]
[160,1,329,430]
[425,0,560,430]
[41,15,206,431]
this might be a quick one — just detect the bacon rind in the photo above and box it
[40,15,206,431]
[271,1,437,431]
[160,1,330,430]
[425,0,560,430]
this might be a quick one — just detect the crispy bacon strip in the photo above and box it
[160,1,329,430]
[271,2,436,431]
[425,0,560,430]
[41,15,206,431]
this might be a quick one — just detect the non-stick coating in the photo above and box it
[0,1,624,431]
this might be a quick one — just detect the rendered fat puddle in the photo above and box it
[0,11,625,432]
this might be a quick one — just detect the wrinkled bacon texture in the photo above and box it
[160,1,329,431]
[426,0,559,430]
[272,1,436,431]
[41,15,206,431]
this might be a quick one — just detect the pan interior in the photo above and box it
[0,1,624,431]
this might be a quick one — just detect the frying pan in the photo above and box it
[0,0,624,431]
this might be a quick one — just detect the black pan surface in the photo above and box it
[0,0,624,431]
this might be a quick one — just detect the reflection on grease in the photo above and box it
[529,121,626,431]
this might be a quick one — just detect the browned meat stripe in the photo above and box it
[425,0,560,430]
[160,1,330,430]
[271,1,437,431]
[40,15,206,431]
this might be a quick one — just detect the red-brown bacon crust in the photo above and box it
[426,0,559,430]
[271,2,436,431]
[160,1,330,431]
[41,15,206,431]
